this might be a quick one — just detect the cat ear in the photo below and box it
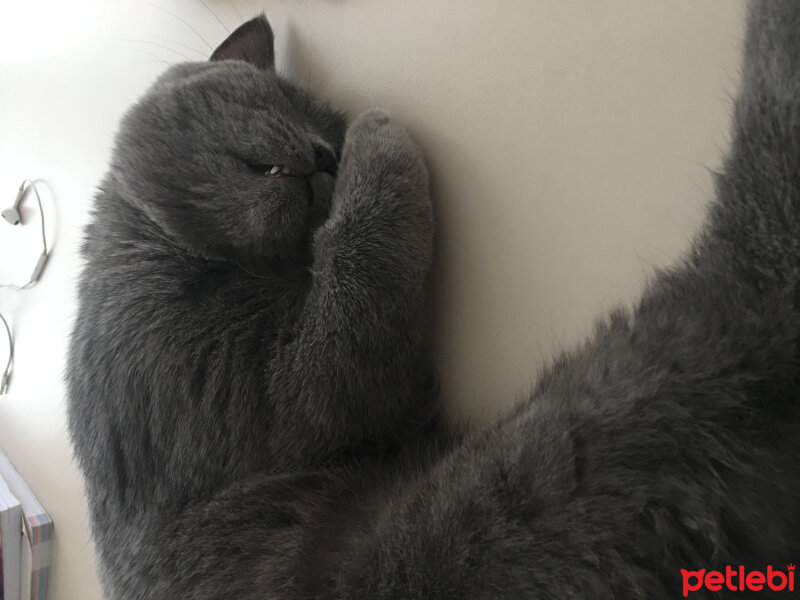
[210,14,275,71]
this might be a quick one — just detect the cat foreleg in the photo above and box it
[266,110,437,467]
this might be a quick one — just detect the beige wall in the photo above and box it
[0,1,746,598]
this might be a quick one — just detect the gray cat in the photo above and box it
[67,2,800,598]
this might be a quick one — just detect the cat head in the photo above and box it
[110,15,346,268]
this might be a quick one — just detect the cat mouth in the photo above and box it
[265,165,303,178]
[264,164,337,179]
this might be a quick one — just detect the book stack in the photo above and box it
[0,451,52,600]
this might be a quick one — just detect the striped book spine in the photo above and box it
[26,513,52,600]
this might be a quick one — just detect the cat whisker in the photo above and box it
[194,0,231,34]
[224,0,244,22]
[123,39,195,63]
[150,34,208,60]
[146,2,215,52]
[124,48,173,67]
[133,58,173,68]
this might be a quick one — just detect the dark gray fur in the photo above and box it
[68,3,800,598]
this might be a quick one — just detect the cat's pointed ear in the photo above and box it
[210,14,275,71]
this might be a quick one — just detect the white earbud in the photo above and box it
[2,182,27,226]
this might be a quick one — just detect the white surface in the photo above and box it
[0,1,746,598]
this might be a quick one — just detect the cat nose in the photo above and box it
[313,142,338,177]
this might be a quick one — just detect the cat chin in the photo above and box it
[224,231,312,274]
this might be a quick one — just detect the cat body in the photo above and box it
[68,2,800,598]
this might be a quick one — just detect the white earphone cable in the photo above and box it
[0,312,12,395]
[1,179,51,394]
[0,179,49,291]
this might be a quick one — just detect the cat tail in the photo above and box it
[701,0,800,290]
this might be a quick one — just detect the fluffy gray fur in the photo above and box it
[68,3,800,598]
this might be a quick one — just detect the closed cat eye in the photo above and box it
[243,142,337,179]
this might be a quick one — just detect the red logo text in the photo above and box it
[681,565,795,596]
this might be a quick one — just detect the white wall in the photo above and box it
[0,1,746,598]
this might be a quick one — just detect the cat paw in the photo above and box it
[340,109,425,182]
[346,109,411,151]
[349,108,393,133]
